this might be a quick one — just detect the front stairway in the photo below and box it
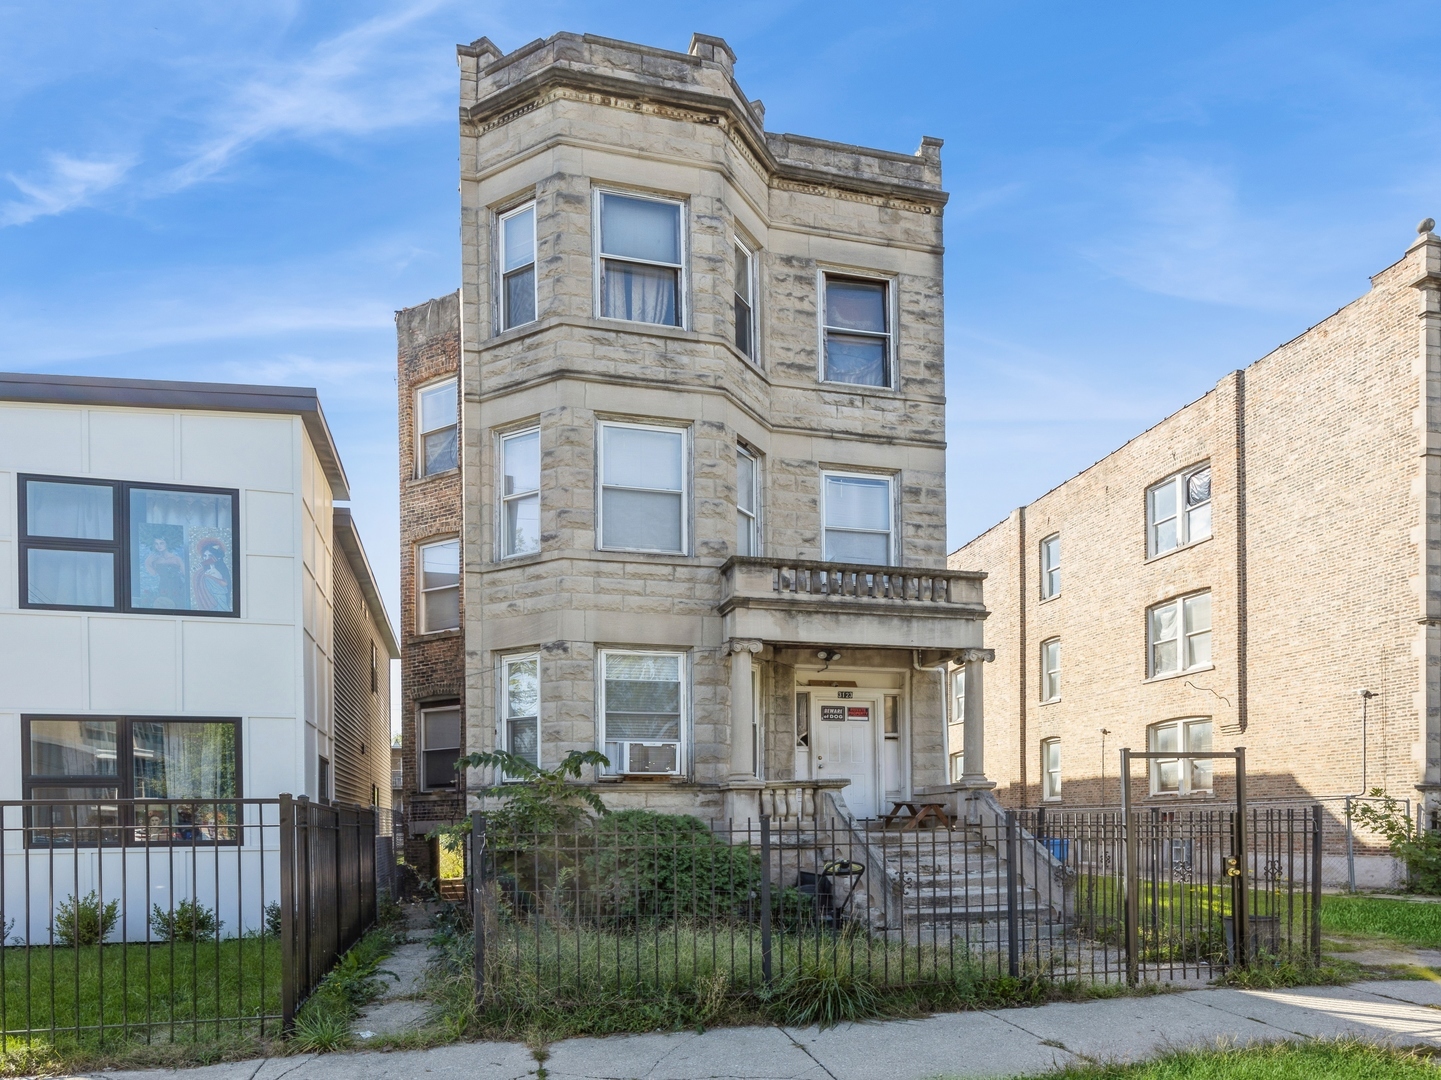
[861,820,1068,948]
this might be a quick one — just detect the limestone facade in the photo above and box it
[397,30,990,824]
[952,227,1441,832]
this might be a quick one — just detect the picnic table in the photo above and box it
[879,800,953,830]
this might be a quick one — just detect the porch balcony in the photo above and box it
[717,556,987,650]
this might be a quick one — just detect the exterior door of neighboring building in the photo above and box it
[814,697,878,817]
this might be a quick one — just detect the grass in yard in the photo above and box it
[0,936,281,1044]
[422,921,1167,1043]
[989,1039,1440,1079]
[1321,895,1441,949]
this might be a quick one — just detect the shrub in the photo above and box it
[53,892,119,947]
[582,811,761,922]
[265,901,283,937]
[768,946,880,1028]
[289,1007,352,1053]
[454,748,611,841]
[150,899,220,942]
[1352,789,1441,893]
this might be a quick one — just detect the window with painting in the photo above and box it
[23,716,239,846]
[19,476,237,616]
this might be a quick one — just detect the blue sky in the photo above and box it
[4,0,1440,631]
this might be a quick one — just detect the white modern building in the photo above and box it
[0,372,396,937]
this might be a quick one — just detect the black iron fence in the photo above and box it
[0,794,384,1053]
[465,801,1322,1005]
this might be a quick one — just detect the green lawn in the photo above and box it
[994,1040,1437,1079]
[1320,895,1441,949]
[0,937,282,1048]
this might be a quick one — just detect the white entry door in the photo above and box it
[814,698,878,817]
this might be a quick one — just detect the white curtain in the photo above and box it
[27,549,114,606]
[26,481,113,539]
[602,261,677,324]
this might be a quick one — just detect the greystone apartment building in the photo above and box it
[396,31,998,870]
[951,223,1441,882]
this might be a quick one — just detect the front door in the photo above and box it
[814,698,878,817]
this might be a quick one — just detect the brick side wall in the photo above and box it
[952,241,1428,847]
[398,291,465,876]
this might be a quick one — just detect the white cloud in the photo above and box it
[162,0,459,192]
[1,152,134,227]
[1078,156,1317,312]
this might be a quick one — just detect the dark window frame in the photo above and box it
[21,714,244,848]
[18,474,241,617]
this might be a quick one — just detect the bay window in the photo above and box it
[1149,718,1213,795]
[822,472,892,563]
[499,202,537,331]
[736,445,758,556]
[1148,591,1211,677]
[822,275,891,387]
[600,650,685,776]
[1147,464,1211,556]
[501,654,539,768]
[23,716,239,846]
[501,428,540,557]
[597,191,684,327]
[19,475,238,616]
[734,239,756,359]
[598,422,686,554]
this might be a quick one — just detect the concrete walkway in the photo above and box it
[69,979,1441,1080]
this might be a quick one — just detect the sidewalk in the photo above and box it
[72,979,1441,1080]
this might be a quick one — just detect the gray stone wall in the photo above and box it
[447,31,969,809]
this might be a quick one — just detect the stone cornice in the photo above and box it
[462,69,947,214]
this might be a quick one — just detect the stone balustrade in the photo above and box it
[718,557,987,651]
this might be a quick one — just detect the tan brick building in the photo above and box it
[952,225,1441,874]
[398,30,996,843]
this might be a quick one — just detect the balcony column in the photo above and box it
[958,647,995,786]
[727,638,765,782]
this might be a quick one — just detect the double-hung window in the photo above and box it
[822,472,892,563]
[499,202,537,331]
[1147,464,1211,556]
[734,240,757,359]
[501,654,539,768]
[949,667,966,781]
[1041,639,1061,702]
[501,428,540,557]
[597,191,684,327]
[1041,738,1061,801]
[419,705,461,790]
[598,422,686,554]
[418,538,460,632]
[599,650,685,776]
[822,275,891,387]
[23,716,240,846]
[1040,534,1060,599]
[19,476,238,615]
[417,378,459,476]
[1148,591,1211,677]
[1149,718,1213,795]
[736,445,759,556]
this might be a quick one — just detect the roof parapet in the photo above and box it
[688,32,735,74]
